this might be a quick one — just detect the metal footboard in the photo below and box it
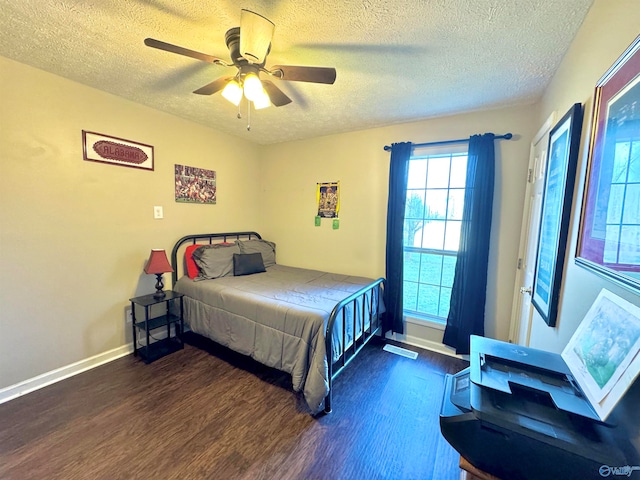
[324,277,385,413]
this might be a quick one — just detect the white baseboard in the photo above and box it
[0,344,133,405]
[385,331,468,361]
[0,327,457,406]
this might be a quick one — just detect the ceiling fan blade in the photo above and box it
[144,38,224,64]
[239,9,274,64]
[193,77,233,95]
[270,65,336,84]
[262,80,292,107]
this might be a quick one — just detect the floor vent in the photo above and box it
[383,344,418,360]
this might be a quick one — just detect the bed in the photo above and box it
[170,231,385,414]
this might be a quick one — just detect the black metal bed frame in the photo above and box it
[170,231,385,414]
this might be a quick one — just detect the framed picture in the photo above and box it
[562,289,640,421]
[82,131,154,171]
[576,34,640,292]
[174,164,217,204]
[531,103,583,327]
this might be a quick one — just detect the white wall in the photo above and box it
[259,105,538,349]
[0,56,262,390]
[528,0,640,353]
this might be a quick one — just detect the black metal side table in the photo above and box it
[129,291,184,363]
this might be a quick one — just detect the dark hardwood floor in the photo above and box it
[0,334,468,480]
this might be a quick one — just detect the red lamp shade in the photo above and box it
[144,249,174,275]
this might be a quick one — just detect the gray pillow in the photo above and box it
[236,239,276,268]
[192,243,240,280]
[233,253,266,276]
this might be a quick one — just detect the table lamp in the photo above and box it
[144,249,174,299]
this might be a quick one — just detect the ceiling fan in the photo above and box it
[144,9,336,110]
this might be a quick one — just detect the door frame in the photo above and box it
[508,112,556,345]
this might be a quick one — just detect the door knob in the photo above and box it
[520,286,532,295]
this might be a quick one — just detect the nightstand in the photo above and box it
[129,291,184,363]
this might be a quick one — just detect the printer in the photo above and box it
[440,335,640,480]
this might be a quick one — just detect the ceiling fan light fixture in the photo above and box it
[144,8,335,115]
[253,89,271,110]
[221,79,243,106]
[243,72,264,102]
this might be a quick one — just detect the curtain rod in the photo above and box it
[383,133,513,151]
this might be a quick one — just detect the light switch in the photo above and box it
[153,206,163,219]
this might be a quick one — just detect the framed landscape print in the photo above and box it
[562,289,640,421]
[532,103,583,327]
[576,34,640,292]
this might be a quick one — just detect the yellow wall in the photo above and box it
[2,0,637,443]
[1,49,537,390]
[528,0,640,352]
[0,56,262,389]
[260,105,538,348]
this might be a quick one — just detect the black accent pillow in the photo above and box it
[233,253,266,276]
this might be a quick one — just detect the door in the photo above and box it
[508,113,556,346]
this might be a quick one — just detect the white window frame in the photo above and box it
[402,144,468,327]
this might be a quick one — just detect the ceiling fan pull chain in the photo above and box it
[247,101,252,131]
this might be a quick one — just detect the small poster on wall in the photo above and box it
[175,164,216,204]
[317,181,340,218]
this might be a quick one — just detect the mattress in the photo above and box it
[174,264,381,413]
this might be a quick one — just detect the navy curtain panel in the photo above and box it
[443,133,495,354]
[384,142,412,334]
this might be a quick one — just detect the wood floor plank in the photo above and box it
[0,335,468,479]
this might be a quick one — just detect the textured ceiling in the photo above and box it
[0,0,593,145]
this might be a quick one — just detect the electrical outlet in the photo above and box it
[125,306,133,325]
[153,205,163,219]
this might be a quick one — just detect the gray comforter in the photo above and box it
[174,264,380,413]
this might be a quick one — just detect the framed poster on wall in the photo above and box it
[174,164,217,204]
[576,34,640,292]
[531,103,583,327]
[82,130,154,171]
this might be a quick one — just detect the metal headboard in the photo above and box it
[170,231,262,285]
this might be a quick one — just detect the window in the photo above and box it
[403,146,467,323]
